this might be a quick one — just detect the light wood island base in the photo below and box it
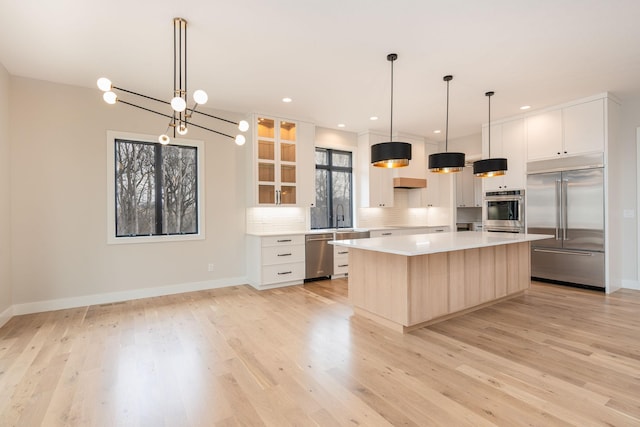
[348,241,531,333]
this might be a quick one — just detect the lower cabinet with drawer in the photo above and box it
[332,245,351,278]
[246,234,305,290]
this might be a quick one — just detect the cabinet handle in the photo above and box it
[382,232,392,236]
[338,251,349,254]
[338,264,349,268]
[277,253,292,257]
[277,271,292,275]
[277,239,292,243]
[276,190,281,205]
[434,229,444,232]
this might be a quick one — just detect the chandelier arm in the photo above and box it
[118,100,235,140]
[113,86,169,105]
[113,86,241,126]
[185,121,235,139]
[187,108,239,126]
[118,99,175,120]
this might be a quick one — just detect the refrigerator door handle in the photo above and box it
[555,179,562,240]
[533,248,594,256]
[562,178,569,241]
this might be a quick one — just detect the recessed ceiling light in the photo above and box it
[433,130,441,134]
[337,123,346,128]
[282,97,292,103]
[369,116,378,121]
[520,105,531,110]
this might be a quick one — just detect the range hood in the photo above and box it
[393,177,427,189]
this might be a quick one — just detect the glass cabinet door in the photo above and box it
[257,118,276,204]
[255,117,297,205]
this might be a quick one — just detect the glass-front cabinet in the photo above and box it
[256,116,298,205]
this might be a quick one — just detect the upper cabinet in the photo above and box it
[357,132,394,208]
[526,98,604,162]
[456,165,482,207]
[249,115,315,207]
[422,142,442,207]
[482,118,526,191]
[563,99,605,155]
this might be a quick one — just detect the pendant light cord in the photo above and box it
[389,55,394,142]
[445,78,449,153]
[486,91,493,158]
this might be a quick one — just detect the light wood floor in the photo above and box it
[1,280,639,426]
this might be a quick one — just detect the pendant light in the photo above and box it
[473,91,507,177]
[371,53,411,168]
[428,75,465,173]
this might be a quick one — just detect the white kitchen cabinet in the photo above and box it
[563,99,604,156]
[249,115,315,207]
[332,245,350,277]
[246,234,305,289]
[526,99,604,161]
[456,166,482,207]
[358,132,394,207]
[422,142,442,207]
[525,110,562,161]
[482,118,526,191]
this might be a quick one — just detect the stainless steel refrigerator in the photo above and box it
[526,166,605,289]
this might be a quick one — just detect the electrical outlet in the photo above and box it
[207,263,215,272]
[623,209,635,219]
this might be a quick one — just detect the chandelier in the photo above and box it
[97,17,249,145]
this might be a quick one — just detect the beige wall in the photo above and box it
[9,77,249,307]
[0,63,11,316]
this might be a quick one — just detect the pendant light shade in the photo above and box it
[429,75,465,173]
[371,142,412,168]
[371,53,411,168]
[473,91,508,177]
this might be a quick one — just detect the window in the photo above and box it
[107,131,204,243]
[311,148,353,229]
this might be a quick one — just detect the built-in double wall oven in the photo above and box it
[484,189,525,233]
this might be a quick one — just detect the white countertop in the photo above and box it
[246,225,448,237]
[330,231,552,256]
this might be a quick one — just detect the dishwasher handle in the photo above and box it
[306,237,333,242]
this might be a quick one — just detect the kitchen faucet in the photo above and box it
[336,204,345,229]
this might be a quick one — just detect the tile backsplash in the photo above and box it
[246,189,452,234]
[246,207,307,234]
[357,190,450,228]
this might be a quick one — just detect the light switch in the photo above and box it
[623,209,635,218]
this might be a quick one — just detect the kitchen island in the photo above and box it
[330,231,551,333]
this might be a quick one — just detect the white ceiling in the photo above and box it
[2,0,640,140]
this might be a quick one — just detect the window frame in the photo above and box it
[106,130,205,244]
[311,147,354,230]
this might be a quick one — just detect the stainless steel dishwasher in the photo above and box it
[305,233,334,280]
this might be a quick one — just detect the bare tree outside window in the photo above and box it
[115,139,198,237]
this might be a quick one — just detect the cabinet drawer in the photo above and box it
[262,244,304,265]
[333,263,349,275]
[334,246,350,256]
[428,226,449,233]
[262,262,305,285]
[261,234,304,247]
[370,230,396,237]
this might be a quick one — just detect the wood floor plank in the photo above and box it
[1,279,639,426]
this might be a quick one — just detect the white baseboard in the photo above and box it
[622,279,640,290]
[0,305,13,328]
[11,276,248,316]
